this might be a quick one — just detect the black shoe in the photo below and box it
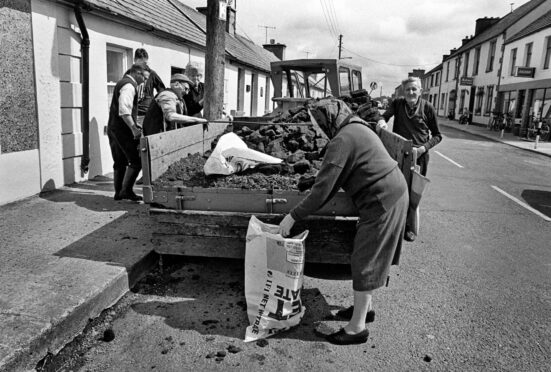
[326,328,369,345]
[119,191,142,201]
[404,230,416,242]
[114,192,123,201]
[335,306,375,323]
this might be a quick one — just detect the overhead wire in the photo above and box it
[342,47,440,67]
[319,0,338,38]
[326,0,341,36]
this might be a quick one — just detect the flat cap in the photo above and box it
[170,73,192,84]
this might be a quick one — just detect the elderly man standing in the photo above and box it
[382,76,442,241]
[183,62,205,117]
[107,63,146,201]
[142,73,207,136]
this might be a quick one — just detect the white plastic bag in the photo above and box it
[204,133,282,176]
[244,216,308,342]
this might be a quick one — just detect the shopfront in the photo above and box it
[498,79,551,139]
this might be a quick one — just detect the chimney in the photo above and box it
[461,36,470,46]
[442,54,449,62]
[450,48,457,55]
[263,39,286,60]
[475,17,500,36]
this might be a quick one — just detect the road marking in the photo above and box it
[491,185,551,222]
[434,151,464,168]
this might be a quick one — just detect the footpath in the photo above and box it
[439,117,551,157]
[0,178,159,371]
[1,117,550,371]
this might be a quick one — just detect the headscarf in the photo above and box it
[308,98,354,139]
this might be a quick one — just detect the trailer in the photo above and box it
[140,118,416,264]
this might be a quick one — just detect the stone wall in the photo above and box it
[0,0,38,153]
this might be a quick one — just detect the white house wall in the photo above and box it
[31,0,65,190]
[1,0,278,205]
[501,29,551,87]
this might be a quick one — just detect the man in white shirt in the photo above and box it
[106,63,146,201]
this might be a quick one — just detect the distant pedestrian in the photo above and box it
[107,63,146,201]
[381,76,442,241]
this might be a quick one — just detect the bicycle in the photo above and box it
[503,112,514,132]
[488,112,503,131]
[527,119,551,142]
[458,109,470,125]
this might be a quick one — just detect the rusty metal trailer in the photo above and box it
[140,120,414,264]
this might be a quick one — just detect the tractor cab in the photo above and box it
[269,59,363,114]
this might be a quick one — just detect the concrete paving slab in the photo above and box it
[0,177,159,371]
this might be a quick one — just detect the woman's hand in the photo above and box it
[376,119,388,130]
[278,214,295,237]
[417,146,426,156]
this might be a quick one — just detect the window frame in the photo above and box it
[510,48,517,76]
[486,40,497,72]
[463,51,470,76]
[524,42,533,67]
[544,36,551,69]
[473,47,480,75]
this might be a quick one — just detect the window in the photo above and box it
[463,51,470,76]
[524,42,533,67]
[441,93,446,109]
[487,40,497,72]
[473,47,480,75]
[475,87,484,115]
[352,70,362,91]
[454,59,459,80]
[339,66,351,96]
[510,48,517,76]
[446,61,450,81]
[430,75,434,87]
[435,72,440,86]
[544,36,551,69]
[106,45,130,108]
[485,85,494,115]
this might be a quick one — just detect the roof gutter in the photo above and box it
[74,2,90,174]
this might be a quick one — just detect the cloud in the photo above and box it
[181,0,531,96]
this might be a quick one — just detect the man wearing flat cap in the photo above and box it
[142,73,207,136]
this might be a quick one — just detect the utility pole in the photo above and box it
[258,25,276,44]
[338,34,343,59]
[304,50,311,59]
[510,3,514,12]
[204,0,226,121]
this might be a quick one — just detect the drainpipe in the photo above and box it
[74,3,90,174]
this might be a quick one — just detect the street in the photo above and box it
[40,125,551,372]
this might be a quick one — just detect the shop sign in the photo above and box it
[460,77,474,86]
[515,67,535,78]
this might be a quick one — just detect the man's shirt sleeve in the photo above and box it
[118,83,135,116]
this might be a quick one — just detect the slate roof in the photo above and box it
[169,0,279,72]
[73,0,278,72]
[505,9,551,44]
[449,0,547,58]
[426,63,443,75]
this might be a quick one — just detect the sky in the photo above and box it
[183,0,531,97]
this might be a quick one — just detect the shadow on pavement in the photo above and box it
[129,257,339,343]
[39,175,143,213]
[521,189,551,218]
